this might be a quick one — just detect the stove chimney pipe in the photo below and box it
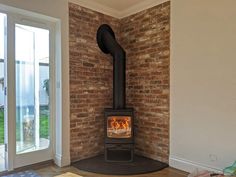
[97,24,126,109]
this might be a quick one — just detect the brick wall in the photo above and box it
[120,2,170,163]
[69,3,120,162]
[69,1,170,163]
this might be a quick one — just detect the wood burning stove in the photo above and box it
[104,108,134,162]
[97,24,134,162]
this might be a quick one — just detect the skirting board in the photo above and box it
[54,154,71,167]
[169,156,222,174]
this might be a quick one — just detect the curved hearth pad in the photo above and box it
[72,154,168,175]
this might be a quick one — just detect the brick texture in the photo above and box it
[69,1,170,163]
[69,3,120,162]
[120,2,170,163]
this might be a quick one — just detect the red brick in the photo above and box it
[69,1,170,163]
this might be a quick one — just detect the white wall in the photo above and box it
[0,0,70,167]
[170,0,236,173]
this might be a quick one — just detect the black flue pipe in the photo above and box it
[97,24,126,109]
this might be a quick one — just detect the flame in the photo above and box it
[107,116,132,138]
[110,117,130,130]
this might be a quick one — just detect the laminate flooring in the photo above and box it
[36,165,188,177]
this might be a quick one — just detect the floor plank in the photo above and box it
[36,165,188,177]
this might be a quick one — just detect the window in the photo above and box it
[15,24,50,153]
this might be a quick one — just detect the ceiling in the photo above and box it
[69,0,168,18]
[88,0,145,11]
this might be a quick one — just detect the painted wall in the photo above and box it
[170,0,236,172]
[0,0,70,166]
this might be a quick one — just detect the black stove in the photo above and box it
[97,24,134,162]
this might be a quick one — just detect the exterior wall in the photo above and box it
[69,3,120,161]
[120,2,170,163]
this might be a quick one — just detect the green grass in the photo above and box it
[40,114,49,139]
[0,109,4,144]
[0,109,49,144]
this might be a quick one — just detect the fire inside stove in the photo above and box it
[107,116,132,138]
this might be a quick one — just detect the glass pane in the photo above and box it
[107,116,132,138]
[0,13,5,59]
[15,24,50,154]
[0,12,6,171]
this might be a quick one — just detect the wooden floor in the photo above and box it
[35,165,188,177]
